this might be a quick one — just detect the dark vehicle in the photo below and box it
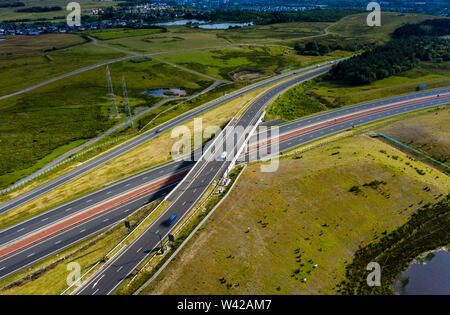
[165,213,177,226]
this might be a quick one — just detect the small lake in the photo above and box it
[151,20,253,29]
[0,39,5,42]
[198,22,254,30]
[142,88,186,97]
[152,19,206,26]
[394,250,450,295]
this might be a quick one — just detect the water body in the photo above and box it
[151,20,253,29]
[142,88,186,97]
[152,19,206,26]
[394,250,450,295]
[198,22,254,29]
[0,39,5,42]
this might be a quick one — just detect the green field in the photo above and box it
[84,28,164,40]
[162,45,348,81]
[0,0,121,23]
[100,21,330,55]
[0,58,212,190]
[327,12,440,44]
[267,61,450,121]
[140,124,449,294]
[0,40,127,96]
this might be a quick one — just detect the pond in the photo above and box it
[152,19,207,26]
[142,88,186,97]
[198,22,254,30]
[151,20,253,29]
[394,249,450,295]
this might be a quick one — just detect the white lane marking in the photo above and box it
[116,266,123,272]
[41,217,49,222]
[79,229,86,233]
[155,230,160,234]
[0,267,5,271]
[143,176,148,180]
[27,253,35,258]
[92,275,104,288]
[93,289,99,295]
[18,228,25,232]
[182,201,186,206]
[103,218,109,222]
[65,207,72,212]
[124,209,130,213]
[106,191,112,195]
[86,199,93,203]
[55,240,61,245]
[193,189,197,193]
[159,170,164,173]
[125,184,131,187]
[137,247,142,253]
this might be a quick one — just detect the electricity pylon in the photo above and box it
[122,76,134,130]
[106,65,119,117]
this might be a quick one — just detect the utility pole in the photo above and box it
[121,76,134,130]
[106,65,119,117]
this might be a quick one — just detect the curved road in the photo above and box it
[0,87,448,284]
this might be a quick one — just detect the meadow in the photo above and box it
[0,0,118,23]
[84,28,164,40]
[0,37,127,96]
[161,45,347,81]
[0,58,212,190]
[140,123,449,294]
[100,21,330,55]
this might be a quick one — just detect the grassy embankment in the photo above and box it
[0,199,162,295]
[266,61,450,121]
[138,109,449,294]
[373,107,450,173]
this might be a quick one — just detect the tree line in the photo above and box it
[186,8,363,25]
[393,18,450,38]
[326,36,449,85]
[16,6,62,13]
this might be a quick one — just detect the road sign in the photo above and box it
[168,234,175,242]
[124,221,130,230]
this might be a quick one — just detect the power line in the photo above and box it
[122,75,134,130]
[106,65,119,117]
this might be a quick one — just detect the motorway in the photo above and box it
[0,85,448,285]
[0,82,448,285]
[0,61,339,215]
[74,88,450,294]
[0,64,448,287]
